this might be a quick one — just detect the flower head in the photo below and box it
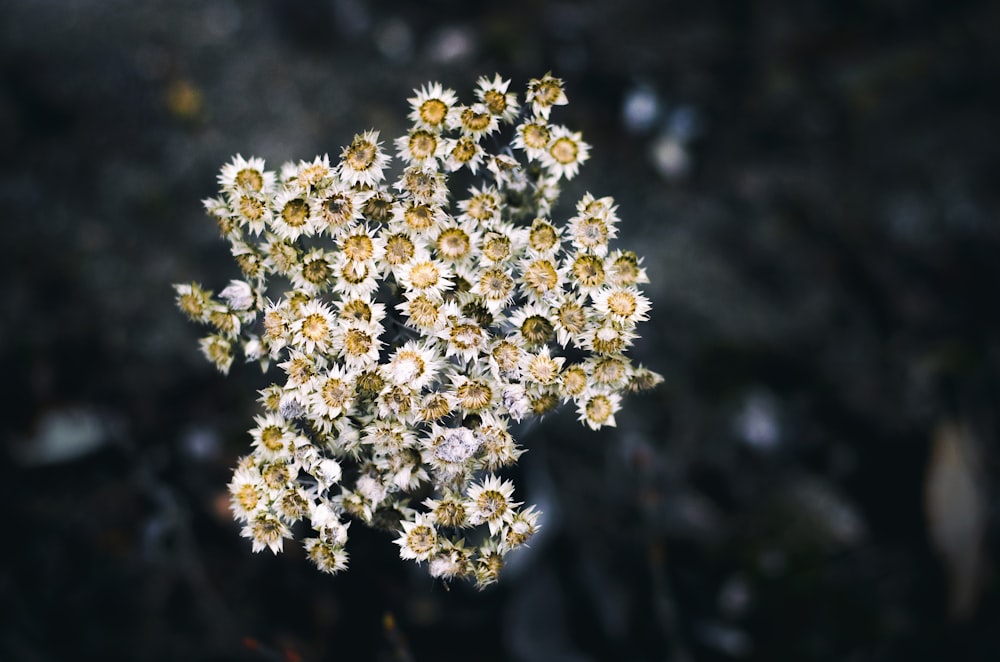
[176,73,660,588]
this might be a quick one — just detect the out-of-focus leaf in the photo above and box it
[924,420,987,620]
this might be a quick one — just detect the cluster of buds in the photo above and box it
[175,73,661,588]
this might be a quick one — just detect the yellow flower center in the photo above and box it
[419,98,448,126]
[260,426,284,451]
[235,168,263,191]
[300,313,329,341]
[460,107,491,132]
[572,254,605,288]
[482,234,511,261]
[403,203,435,231]
[451,137,477,163]
[523,259,559,295]
[586,395,613,423]
[529,220,557,251]
[522,123,550,149]
[302,257,331,284]
[409,130,438,160]
[238,195,265,220]
[321,378,351,408]
[549,137,578,164]
[343,234,375,262]
[345,139,377,171]
[483,90,507,115]
[607,290,637,318]
[281,198,309,227]
[409,262,441,289]
[456,380,492,410]
[385,233,416,265]
[437,228,471,259]
[343,328,373,357]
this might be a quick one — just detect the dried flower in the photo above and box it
[175,74,661,588]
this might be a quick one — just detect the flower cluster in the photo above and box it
[175,73,661,588]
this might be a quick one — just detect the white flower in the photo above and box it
[471,266,516,312]
[218,154,275,195]
[249,412,296,459]
[523,346,565,386]
[339,130,390,187]
[383,340,442,390]
[394,513,439,561]
[270,188,315,240]
[376,382,418,422]
[591,286,651,327]
[466,475,520,536]
[305,537,349,574]
[526,73,568,119]
[442,135,485,173]
[356,473,388,506]
[289,299,337,354]
[312,182,365,237]
[308,365,356,420]
[337,224,386,266]
[362,420,417,455]
[397,293,446,332]
[512,119,551,161]
[541,125,589,180]
[447,102,500,139]
[576,389,622,430]
[567,194,619,256]
[313,458,343,490]
[550,293,592,348]
[219,279,255,311]
[242,511,291,554]
[331,253,381,300]
[394,165,449,205]
[475,413,522,471]
[335,320,383,369]
[428,544,469,579]
[457,185,503,226]
[286,154,335,192]
[309,500,344,535]
[440,314,490,363]
[290,248,337,294]
[476,74,519,123]
[395,128,444,166]
[229,461,264,521]
[502,505,541,551]
[501,384,531,422]
[408,82,458,132]
[397,257,454,298]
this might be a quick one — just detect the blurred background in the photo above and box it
[3,0,1000,660]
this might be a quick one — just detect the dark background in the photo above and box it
[3,1,1000,660]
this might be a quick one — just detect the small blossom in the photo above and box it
[526,72,568,119]
[577,390,622,430]
[219,155,275,195]
[542,125,590,180]
[408,82,458,132]
[476,74,519,123]
[199,334,233,373]
[243,511,292,554]
[339,130,390,187]
[448,102,500,139]
[467,475,520,536]
[591,286,651,326]
[395,513,439,561]
[442,135,485,173]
